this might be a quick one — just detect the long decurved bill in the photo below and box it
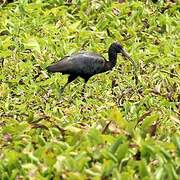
[121,50,139,84]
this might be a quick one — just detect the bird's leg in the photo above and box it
[81,78,89,100]
[59,74,78,94]
[81,82,86,98]
[59,83,68,94]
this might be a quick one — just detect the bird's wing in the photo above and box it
[75,52,106,75]
[47,56,72,73]
[47,52,106,75]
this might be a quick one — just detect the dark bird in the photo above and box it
[47,42,138,97]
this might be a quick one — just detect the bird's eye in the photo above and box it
[118,46,122,51]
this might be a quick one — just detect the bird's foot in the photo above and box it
[81,92,87,102]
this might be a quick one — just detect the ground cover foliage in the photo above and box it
[0,0,180,179]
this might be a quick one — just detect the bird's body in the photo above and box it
[47,42,137,97]
[48,52,107,78]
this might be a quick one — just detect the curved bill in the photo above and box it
[121,50,139,85]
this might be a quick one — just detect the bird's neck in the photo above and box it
[107,48,117,70]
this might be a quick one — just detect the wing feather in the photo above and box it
[47,52,106,75]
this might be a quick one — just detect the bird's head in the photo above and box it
[111,42,130,58]
[112,42,123,53]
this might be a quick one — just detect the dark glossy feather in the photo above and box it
[47,52,106,76]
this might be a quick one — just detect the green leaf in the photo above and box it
[116,142,128,161]
[110,108,128,129]
[141,113,159,129]
[173,136,180,156]
[139,159,150,178]
[87,128,103,145]
[102,150,118,163]
[165,163,179,180]
[155,167,165,180]
[24,38,41,53]
[110,137,123,154]
[103,160,115,177]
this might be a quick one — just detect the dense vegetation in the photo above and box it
[0,0,179,179]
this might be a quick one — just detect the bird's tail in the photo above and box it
[46,65,59,73]
[46,60,67,73]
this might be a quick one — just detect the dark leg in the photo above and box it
[60,74,78,94]
[81,78,89,98]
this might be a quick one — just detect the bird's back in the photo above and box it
[47,52,106,76]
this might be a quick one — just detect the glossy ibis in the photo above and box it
[47,42,138,97]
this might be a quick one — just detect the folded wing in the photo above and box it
[47,52,106,76]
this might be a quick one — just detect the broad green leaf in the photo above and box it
[110,137,123,154]
[87,128,103,145]
[24,38,41,53]
[116,142,129,161]
[110,108,128,129]
[139,159,150,178]
[102,160,115,177]
[141,113,159,129]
